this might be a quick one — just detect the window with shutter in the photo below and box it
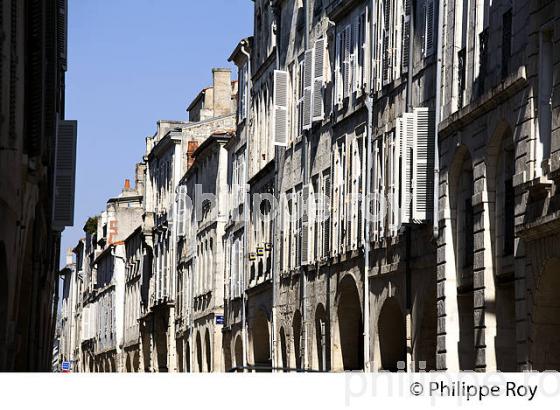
[457,47,466,109]
[392,126,401,233]
[273,70,289,146]
[303,49,313,129]
[312,177,319,261]
[398,113,415,224]
[478,28,489,97]
[424,0,435,57]
[338,138,347,253]
[312,38,325,122]
[372,140,380,241]
[335,32,344,106]
[53,120,78,230]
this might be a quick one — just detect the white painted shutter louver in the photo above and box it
[303,49,313,130]
[273,70,289,146]
[312,38,325,122]
[53,120,78,230]
[413,107,435,221]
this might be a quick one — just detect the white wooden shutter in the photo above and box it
[53,120,78,230]
[425,0,435,56]
[412,107,435,220]
[303,49,314,130]
[176,186,185,237]
[343,25,352,98]
[402,0,411,73]
[312,38,325,122]
[273,70,289,146]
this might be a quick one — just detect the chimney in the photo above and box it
[187,141,199,168]
[124,179,131,191]
[212,68,232,117]
[135,163,146,196]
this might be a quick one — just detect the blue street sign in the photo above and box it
[61,361,71,371]
[215,315,224,325]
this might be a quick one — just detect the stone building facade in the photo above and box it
[436,0,560,372]
[1,0,77,371]
[64,0,560,373]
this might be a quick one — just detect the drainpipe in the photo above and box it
[302,0,309,371]
[404,0,416,372]
[433,0,444,239]
[240,40,252,371]
[362,0,376,373]
[270,2,281,372]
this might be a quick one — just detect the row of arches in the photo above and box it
[279,275,406,371]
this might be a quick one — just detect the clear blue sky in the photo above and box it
[61,0,253,265]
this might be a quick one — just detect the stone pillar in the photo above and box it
[474,187,497,371]
[438,188,460,371]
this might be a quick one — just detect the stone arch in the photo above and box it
[234,335,243,370]
[530,258,560,370]
[251,308,271,371]
[205,329,212,372]
[196,331,203,372]
[292,310,303,370]
[314,303,328,371]
[335,274,363,371]
[378,297,406,371]
[448,145,475,370]
[279,327,288,371]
